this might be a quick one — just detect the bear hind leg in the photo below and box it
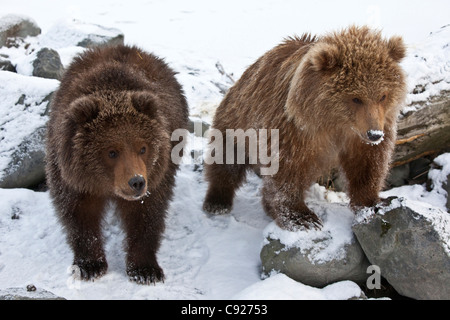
[203,162,247,215]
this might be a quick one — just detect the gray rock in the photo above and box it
[0,126,47,189]
[261,237,371,287]
[260,202,371,287]
[0,286,65,300]
[0,57,16,72]
[0,71,58,189]
[77,31,124,48]
[352,197,450,300]
[32,48,64,80]
[0,14,41,48]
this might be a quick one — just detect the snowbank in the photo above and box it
[232,273,363,300]
[402,25,450,112]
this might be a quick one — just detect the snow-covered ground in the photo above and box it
[0,0,449,300]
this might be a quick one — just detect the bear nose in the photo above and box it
[367,130,384,142]
[128,176,146,193]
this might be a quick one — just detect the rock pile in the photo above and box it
[261,156,450,300]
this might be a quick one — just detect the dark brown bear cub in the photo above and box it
[46,45,188,284]
[203,26,407,231]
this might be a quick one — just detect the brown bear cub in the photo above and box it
[46,45,188,284]
[203,26,407,231]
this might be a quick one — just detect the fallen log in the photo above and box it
[393,90,450,167]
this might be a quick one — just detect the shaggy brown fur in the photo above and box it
[203,26,407,231]
[46,45,188,284]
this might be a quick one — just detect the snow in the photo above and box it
[0,0,450,300]
[402,24,450,112]
[232,273,363,300]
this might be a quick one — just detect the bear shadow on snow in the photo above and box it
[45,45,188,284]
[203,25,408,231]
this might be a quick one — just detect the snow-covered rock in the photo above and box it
[353,196,450,300]
[39,19,124,49]
[0,285,64,300]
[260,200,370,287]
[0,71,58,188]
[0,14,40,48]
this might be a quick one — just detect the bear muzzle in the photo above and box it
[115,174,148,201]
[366,129,384,145]
[129,175,146,194]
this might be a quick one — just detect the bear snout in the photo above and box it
[366,130,384,144]
[128,175,146,194]
[115,174,148,201]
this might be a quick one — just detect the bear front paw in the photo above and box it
[203,200,232,215]
[72,258,108,281]
[127,264,165,285]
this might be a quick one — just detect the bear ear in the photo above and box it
[130,91,158,118]
[68,96,101,125]
[310,42,340,72]
[387,36,406,62]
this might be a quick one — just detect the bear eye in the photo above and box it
[380,94,387,102]
[140,147,146,155]
[109,150,119,159]
[352,98,363,105]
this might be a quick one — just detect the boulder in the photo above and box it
[260,202,371,287]
[0,56,16,72]
[352,196,450,300]
[0,14,41,48]
[32,48,64,80]
[0,126,47,188]
[0,71,58,189]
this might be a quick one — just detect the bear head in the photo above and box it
[57,91,170,200]
[286,25,407,145]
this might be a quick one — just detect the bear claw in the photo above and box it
[72,259,108,281]
[127,265,165,285]
[203,199,232,215]
[276,212,323,232]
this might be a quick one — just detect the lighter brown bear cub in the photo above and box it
[46,45,188,284]
[203,26,407,231]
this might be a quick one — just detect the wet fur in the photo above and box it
[46,45,188,284]
[203,26,407,231]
